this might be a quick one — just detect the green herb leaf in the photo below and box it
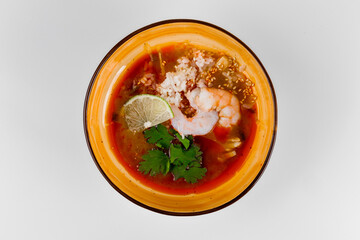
[172,162,207,184]
[139,149,170,176]
[175,133,191,149]
[170,144,201,164]
[139,125,206,183]
[144,124,174,149]
[170,144,205,183]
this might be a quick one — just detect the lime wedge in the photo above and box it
[123,94,174,132]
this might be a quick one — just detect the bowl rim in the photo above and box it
[83,19,277,216]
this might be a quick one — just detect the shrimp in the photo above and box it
[170,87,240,136]
[171,106,218,136]
[193,87,240,128]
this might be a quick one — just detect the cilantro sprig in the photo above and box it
[138,124,207,183]
[144,124,173,149]
[139,150,170,176]
[170,144,206,183]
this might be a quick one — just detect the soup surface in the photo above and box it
[107,43,257,195]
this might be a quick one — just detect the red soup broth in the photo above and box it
[106,43,258,195]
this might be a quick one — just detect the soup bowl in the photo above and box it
[84,19,277,215]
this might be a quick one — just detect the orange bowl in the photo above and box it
[84,19,277,215]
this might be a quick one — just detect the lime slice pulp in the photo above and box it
[123,94,174,132]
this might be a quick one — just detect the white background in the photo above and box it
[1,0,359,239]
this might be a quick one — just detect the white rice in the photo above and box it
[157,51,214,107]
[158,57,197,106]
[193,50,214,71]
